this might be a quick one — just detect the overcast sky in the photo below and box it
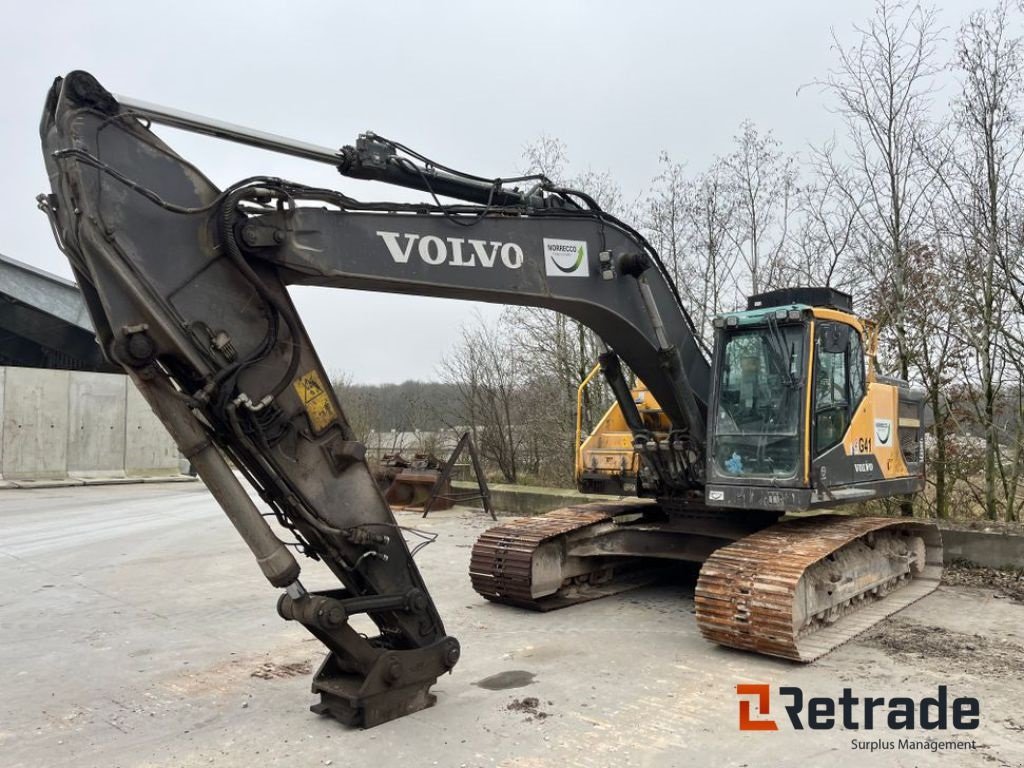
[2,1,985,383]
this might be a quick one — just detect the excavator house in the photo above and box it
[39,71,941,728]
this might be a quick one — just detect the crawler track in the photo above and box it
[469,503,645,610]
[694,515,943,661]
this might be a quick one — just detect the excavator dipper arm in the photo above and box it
[39,72,464,727]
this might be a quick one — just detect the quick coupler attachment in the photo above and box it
[277,589,460,728]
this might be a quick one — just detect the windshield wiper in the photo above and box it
[765,316,801,389]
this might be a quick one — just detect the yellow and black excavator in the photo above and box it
[39,71,941,728]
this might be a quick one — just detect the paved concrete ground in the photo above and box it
[1,483,1022,768]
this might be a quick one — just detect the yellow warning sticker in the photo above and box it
[293,369,337,432]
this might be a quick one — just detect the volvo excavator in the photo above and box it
[38,71,942,729]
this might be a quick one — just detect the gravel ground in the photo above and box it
[943,560,1024,603]
[2,482,1023,768]
[863,618,1023,678]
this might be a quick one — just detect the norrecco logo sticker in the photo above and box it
[544,238,588,277]
[874,419,892,446]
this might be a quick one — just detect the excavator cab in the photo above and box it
[704,287,926,512]
[577,286,926,511]
[709,307,806,480]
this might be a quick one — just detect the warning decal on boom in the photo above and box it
[293,369,337,431]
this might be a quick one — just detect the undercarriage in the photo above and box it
[470,503,942,661]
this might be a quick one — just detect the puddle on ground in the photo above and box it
[473,670,536,690]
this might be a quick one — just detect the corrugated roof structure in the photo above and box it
[0,253,114,371]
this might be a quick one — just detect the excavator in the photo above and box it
[38,71,942,728]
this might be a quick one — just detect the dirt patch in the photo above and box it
[942,560,1024,603]
[863,618,1023,677]
[251,660,313,680]
[506,696,550,722]
[474,670,536,690]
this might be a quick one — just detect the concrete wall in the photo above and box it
[451,480,620,516]
[124,383,181,476]
[68,372,126,477]
[0,368,5,479]
[2,367,70,480]
[941,528,1024,569]
[0,366,181,483]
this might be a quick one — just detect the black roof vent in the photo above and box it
[747,287,853,313]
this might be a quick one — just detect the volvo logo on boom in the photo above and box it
[376,231,524,269]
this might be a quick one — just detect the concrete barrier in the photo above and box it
[451,480,620,516]
[2,367,70,480]
[124,383,181,477]
[67,372,126,478]
[0,365,186,486]
[940,527,1024,569]
[0,368,5,482]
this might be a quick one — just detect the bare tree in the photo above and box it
[521,134,569,182]
[935,2,1024,520]
[898,235,967,518]
[644,151,690,287]
[788,144,865,293]
[439,312,527,483]
[819,0,942,381]
[722,120,798,295]
[642,153,740,342]
[685,161,742,341]
[998,219,1024,522]
[330,370,380,446]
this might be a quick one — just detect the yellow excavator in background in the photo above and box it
[39,70,941,727]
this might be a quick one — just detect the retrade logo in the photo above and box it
[735,684,979,732]
[543,238,589,277]
[737,684,779,731]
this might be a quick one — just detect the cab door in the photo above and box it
[810,320,871,486]
[813,322,865,452]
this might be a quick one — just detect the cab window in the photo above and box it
[813,322,863,454]
[714,322,806,478]
[848,327,865,405]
